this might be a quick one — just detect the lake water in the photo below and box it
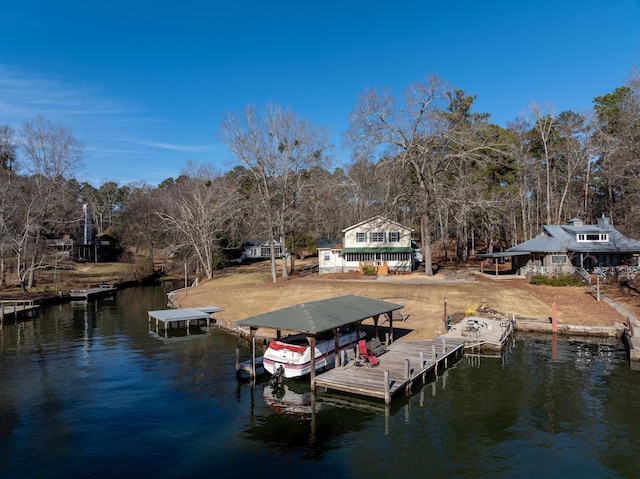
[1,284,639,479]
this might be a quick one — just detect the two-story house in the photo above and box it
[317,216,419,275]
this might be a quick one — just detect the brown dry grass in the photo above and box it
[177,259,638,341]
[0,262,132,299]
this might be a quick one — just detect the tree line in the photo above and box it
[1,72,639,288]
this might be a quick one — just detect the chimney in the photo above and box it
[597,214,610,230]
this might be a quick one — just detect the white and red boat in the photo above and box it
[263,327,364,379]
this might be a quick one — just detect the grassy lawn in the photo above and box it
[0,261,132,299]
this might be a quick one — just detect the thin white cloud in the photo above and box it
[0,64,136,121]
[0,63,224,185]
[133,139,215,154]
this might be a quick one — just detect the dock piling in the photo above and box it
[384,370,390,406]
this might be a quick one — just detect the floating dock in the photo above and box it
[443,316,515,352]
[69,284,117,300]
[148,306,222,339]
[314,337,465,405]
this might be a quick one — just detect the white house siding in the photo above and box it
[318,216,416,274]
[245,246,262,259]
[318,248,344,274]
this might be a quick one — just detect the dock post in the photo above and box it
[235,348,240,376]
[551,302,557,332]
[433,344,438,375]
[443,297,448,331]
[442,339,447,368]
[405,358,410,379]
[385,404,390,436]
[420,351,424,368]
[251,335,257,379]
[309,336,317,391]
[384,370,390,406]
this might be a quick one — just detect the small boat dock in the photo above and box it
[0,300,39,327]
[69,284,117,300]
[148,306,222,339]
[443,316,515,352]
[314,337,465,405]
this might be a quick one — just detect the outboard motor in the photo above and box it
[268,364,285,388]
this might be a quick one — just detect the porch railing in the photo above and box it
[574,267,591,283]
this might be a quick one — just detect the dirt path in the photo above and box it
[177,263,638,341]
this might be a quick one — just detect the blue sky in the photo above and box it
[1,1,639,186]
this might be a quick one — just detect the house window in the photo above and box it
[323,251,330,261]
[356,232,366,243]
[389,231,400,242]
[370,232,385,242]
[577,233,609,242]
[551,255,567,264]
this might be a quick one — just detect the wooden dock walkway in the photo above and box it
[314,337,465,405]
[69,284,116,300]
[0,300,39,327]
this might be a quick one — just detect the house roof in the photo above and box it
[244,239,281,247]
[316,238,342,250]
[235,294,403,335]
[343,215,414,233]
[148,307,222,323]
[506,220,640,254]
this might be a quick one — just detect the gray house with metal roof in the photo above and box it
[492,216,640,279]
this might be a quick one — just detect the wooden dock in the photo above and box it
[314,337,465,405]
[69,284,117,300]
[443,316,515,352]
[0,300,40,327]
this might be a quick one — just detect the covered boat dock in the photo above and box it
[234,295,404,386]
[148,306,222,338]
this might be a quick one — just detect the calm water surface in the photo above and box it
[1,285,639,478]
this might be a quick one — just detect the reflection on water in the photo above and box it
[1,284,640,478]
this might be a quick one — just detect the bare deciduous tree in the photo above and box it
[17,116,84,288]
[0,125,18,287]
[220,104,330,283]
[346,76,449,275]
[156,163,242,280]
